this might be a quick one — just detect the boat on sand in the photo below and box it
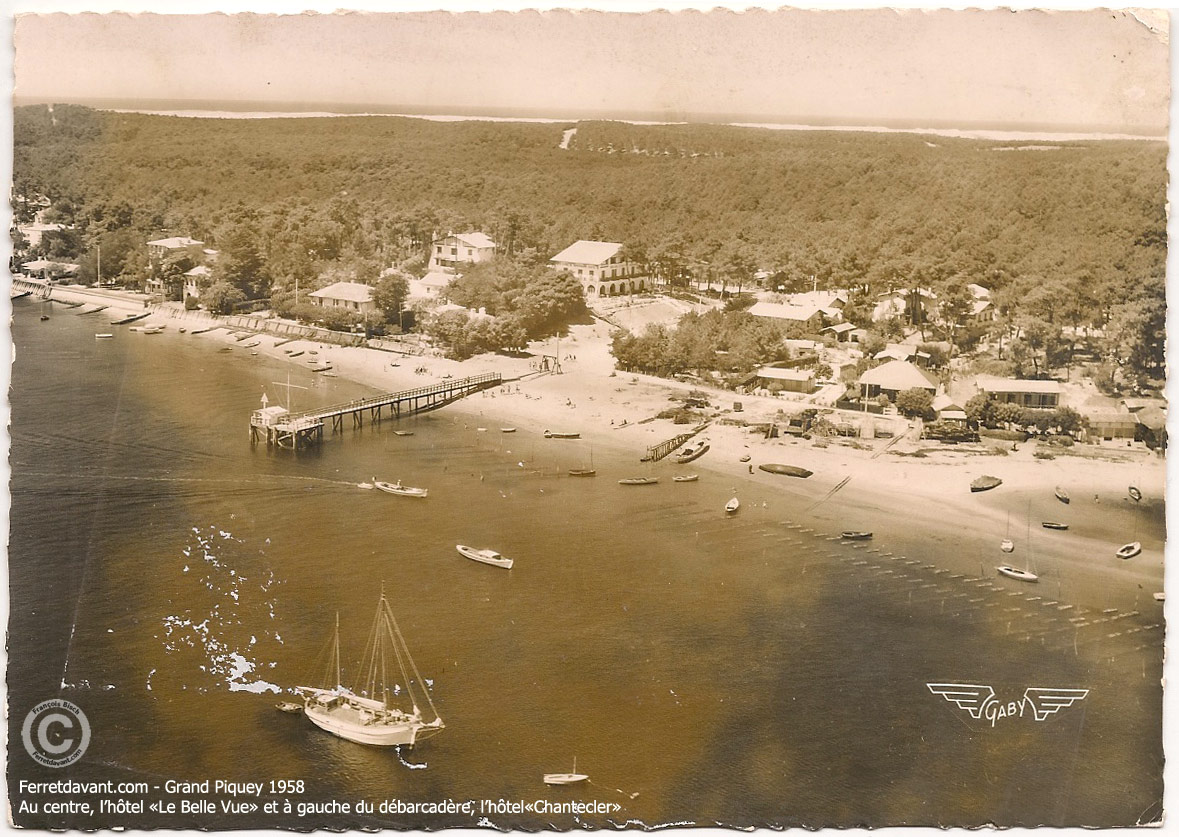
[1116,541,1142,559]
[759,463,813,478]
[971,475,1003,492]
[725,497,740,513]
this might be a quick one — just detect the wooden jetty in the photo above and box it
[249,372,501,449]
[641,423,709,463]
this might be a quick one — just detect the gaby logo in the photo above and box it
[927,683,1089,727]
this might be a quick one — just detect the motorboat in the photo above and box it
[456,544,513,569]
[841,531,873,541]
[1041,522,1069,531]
[1116,541,1142,559]
[275,701,302,713]
[971,475,1003,492]
[374,479,428,498]
[760,463,813,478]
[997,565,1039,583]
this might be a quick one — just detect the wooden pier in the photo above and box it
[250,372,502,449]
[641,423,709,462]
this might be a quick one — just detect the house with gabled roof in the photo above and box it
[308,281,377,315]
[429,232,496,274]
[858,360,940,402]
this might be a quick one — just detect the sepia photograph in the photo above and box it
[5,4,1171,830]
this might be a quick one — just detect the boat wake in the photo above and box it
[395,747,429,770]
[157,525,284,695]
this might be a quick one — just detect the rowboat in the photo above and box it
[739,455,751,463]
[544,430,580,439]
[997,565,1038,583]
[1054,486,1070,504]
[456,544,513,569]
[393,430,414,437]
[971,475,1002,492]
[95,333,114,339]
[1000,539,1015,553]
[1128,485,1142,502]
[374,480,428,498]
[759,463,813,478]
[618,477,659,486]
[1153,592,1165,602]
[673,443,710,464]
[672,474,699,482]
[501,428,517,433]
[275,701,302,713]
[1041,522,1068,531]
[725,497,740,513]
[568,469,597,477]
[1116,541,1141,559]
[841,531,872,540]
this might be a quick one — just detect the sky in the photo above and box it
[10,6,1172,133]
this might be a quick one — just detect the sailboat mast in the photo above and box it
[333,612,341,689]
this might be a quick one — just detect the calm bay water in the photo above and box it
[7,300,1163,828]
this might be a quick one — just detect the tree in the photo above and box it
[896,388,935,420]
[965,392,997,427]
[371,272,409,327]
[202,280,246,315]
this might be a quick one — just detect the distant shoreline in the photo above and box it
[97,108,1165,143]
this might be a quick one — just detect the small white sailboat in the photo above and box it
[456,544,513,569]
[996,565,1038,583]
[725,496,740,514]
[295,594,444,748]
[544,757,589,786]
[997,509,1038,582]
[374,479,428,498]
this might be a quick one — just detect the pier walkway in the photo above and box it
[250,372,502,449]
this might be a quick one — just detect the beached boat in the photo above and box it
[970,475,1003,492]
[1041,521,1069,531]
[725,497,740,513]
[841,531,873,540]
[142,325,164,334]
[739,455,751,463]
[501,428,517,433]
[10,290,31,300]
[674,443,710,464]
[296,594,444,748]
[374,480,428,498]
[1116,541,1142,559]
[672,474,699,483]
[619,477,659,486]
[1153,592,1165,602]
[110,312,151,326]
[544,430,580,439]
[996,565,1038,583]
[178,327,186,333]
[759,463,813,478]
[392,430,414,436]
[95,333,114,339]
[456,544,513,569]
[544,758,589,786]
[1054,486,1070,504]
[1128,485,1143,502]
[288,350,304,358]
[1000,539,1015,553]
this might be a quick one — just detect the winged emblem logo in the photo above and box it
[927,683,1088,726]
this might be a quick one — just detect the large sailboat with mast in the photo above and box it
[295,590,444,747]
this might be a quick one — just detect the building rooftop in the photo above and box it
[551,240,624,266]
[749,301,822,321]
[184,265,212,277]
[755,366,815,382]
[148,236,204,249]
[977,377,1063,394]
[859,360,940,391]
[453,232,496,249]
[308,281,373,303]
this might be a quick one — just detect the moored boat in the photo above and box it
[1128,485,1143,502]
[374,479,428,498]
[544,430,580,439]
[1041,521,1068,531]
[618,477,659,485]
[971,475,1003,492]
[456,544,513,569]
[568,469,597,477]
[672,474,699,482]
[1000,539,1015,553]
[275,701,302,713]
[1116,541,1141,559]
[393,430,414,436]
[95,333,114,339]
[759,463,813,478]
[544,758,589,786]
[997,565,1038,583]
[1054,486,1070,504]
[841,531,872,540]
[501,427,517,433]
[295,593,444,748]
[725,496,740,513]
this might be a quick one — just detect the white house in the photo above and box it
[183,265,212,300]
[429,232,496,274]
[408,271,454,300]
[308,281,377,315]
[16,222,65,248]
[748,301,825,331]
[858,360,940,402]
[550,240,646,297]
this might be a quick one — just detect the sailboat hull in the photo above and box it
[304,698,425,747]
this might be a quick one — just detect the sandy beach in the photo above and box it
[39,284,1166,614]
